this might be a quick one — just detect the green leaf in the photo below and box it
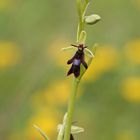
[33,125,50,140]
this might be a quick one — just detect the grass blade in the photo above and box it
[33,125,50,140]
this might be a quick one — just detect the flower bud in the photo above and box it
[85,14,101,25]
[79,30,87,44]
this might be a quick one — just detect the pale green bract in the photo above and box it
[57,124,84,134]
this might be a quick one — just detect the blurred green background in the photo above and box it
[0,0,140,140]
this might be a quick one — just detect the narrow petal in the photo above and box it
[67,65,74,76]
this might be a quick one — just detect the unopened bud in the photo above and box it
[85,14,101,25]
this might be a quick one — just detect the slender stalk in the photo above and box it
[64,1,90,140]
[76,0,83,42]
[63,57,93,140]
[77,0,89,42]
[35,0,98,140]
[64,78,79,140]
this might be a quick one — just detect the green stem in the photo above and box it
[77,0,83,42]
[63,1,91,140]
[64,78,80,140]
[77,0,89,42]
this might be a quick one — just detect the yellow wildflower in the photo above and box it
[0,0,11,9]
[8,108,59,140]
[117,130,135,140]
[45,80,71,105]
[121,77,140,103]
[26,109,58,139]
[124,39,140,64]
[32,79,83,107]
[83,45,119,82]
[132,0,140,9]
[0,42,21,69]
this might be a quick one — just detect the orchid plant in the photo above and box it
[34,0,101,140]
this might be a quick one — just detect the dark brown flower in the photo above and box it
[67,44,88,78]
